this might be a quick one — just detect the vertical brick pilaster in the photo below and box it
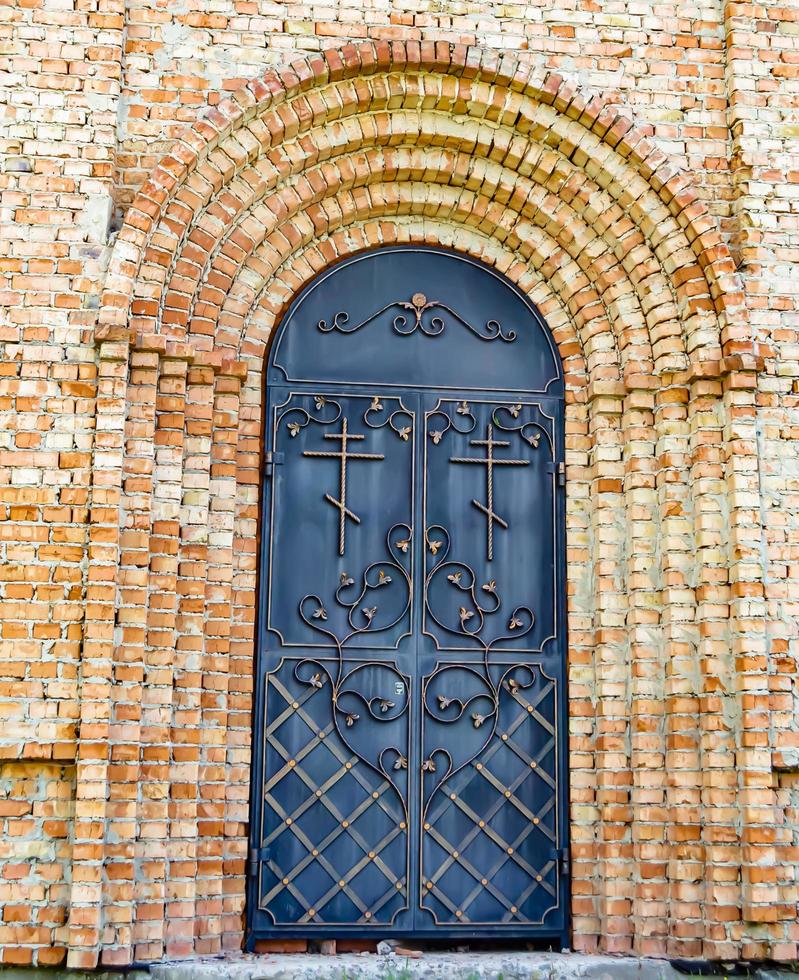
[165,359,216,959]
[623,375,667,959]
[101,343,162,965]
[723,364,773,955]
[67,338,130,969]
[585,383,630,954]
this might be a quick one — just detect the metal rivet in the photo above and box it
[368,851,375,859]
[309,909,315,916]
[476,763,482,770]
[511,906,518,914]
[452,851,459,858]
[527,705,533,713]
[288,760,296,767]
[292,702,299,709]
[450,793,456,800]
[479,820,485,828]
[396,882,402,889]
[342,820,349,828]
[426,881,433,889]
[318,731,325,739]
[424,822,430,830]
[481,878,488,886]
[399,821,406,830]
[282,878,289,885]
[455,910,463,918]
[505,790,511,798]
[536,874,542,882]
[507,847,513,854]
[533,817,539,825]
[339,880,345,887]
[365,911,371,919]
[316,790,322,797]
[312,849,318,856]
[372,791,379,799]
[501,733,508,741]
[286,818,292,825]
[345,762,352,769]
[530,761,537,769]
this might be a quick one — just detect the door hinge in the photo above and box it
[558,846,570,877]
[546,461,566,487]
[264,451,284,478]
[249,846,270,877]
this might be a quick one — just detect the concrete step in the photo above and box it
[3,953,794,980]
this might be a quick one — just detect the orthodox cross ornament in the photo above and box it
[449,423,529,561]
[303,416,385,555]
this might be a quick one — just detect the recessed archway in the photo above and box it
[72,40,766,969]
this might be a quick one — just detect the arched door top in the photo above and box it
[268,247,564,396]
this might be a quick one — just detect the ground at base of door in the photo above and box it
[3,954,798,980]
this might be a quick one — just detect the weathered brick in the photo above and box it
[1,0,797,966]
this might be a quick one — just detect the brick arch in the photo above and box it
[73,40,768,972]
[99,41,746,372]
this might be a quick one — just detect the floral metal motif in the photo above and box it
[364,395,414,442]
[492,403,554,453]
[280,393,342,437]
[318,292,517,343]
[295,523,413,792]
[421,523,537,789]
[427,399,476,445]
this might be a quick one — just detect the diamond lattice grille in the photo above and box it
[258,663,409,925]
[421,671,559,925]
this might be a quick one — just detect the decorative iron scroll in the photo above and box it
[296,522,413,786]
[422,524,536,760]
[420,525,558,925]
[317,292,517,343]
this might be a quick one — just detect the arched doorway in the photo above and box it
[248,246,568,944]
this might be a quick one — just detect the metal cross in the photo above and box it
[303,417,384,555]
[450,423,529,560]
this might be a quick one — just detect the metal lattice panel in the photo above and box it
[420,666,558,925]
[259,663,409,925]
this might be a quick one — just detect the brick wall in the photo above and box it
[0,0,797,969]
[0,761,75,967]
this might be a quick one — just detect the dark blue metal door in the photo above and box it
[248,247,568,944]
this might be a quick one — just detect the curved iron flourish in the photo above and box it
[296,523,413,796]
[317,292,517,343]
[421,525,537,797]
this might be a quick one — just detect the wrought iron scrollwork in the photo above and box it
[364,395,414,442]
[279,393,342,437]
[318,292,517,343]
[421,525,536,789]
[295,523,413,791]
[492,403,554,453]
[427,399,475,445]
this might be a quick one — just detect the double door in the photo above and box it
[249,384,567,940]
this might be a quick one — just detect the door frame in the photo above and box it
[246,246,570,949]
